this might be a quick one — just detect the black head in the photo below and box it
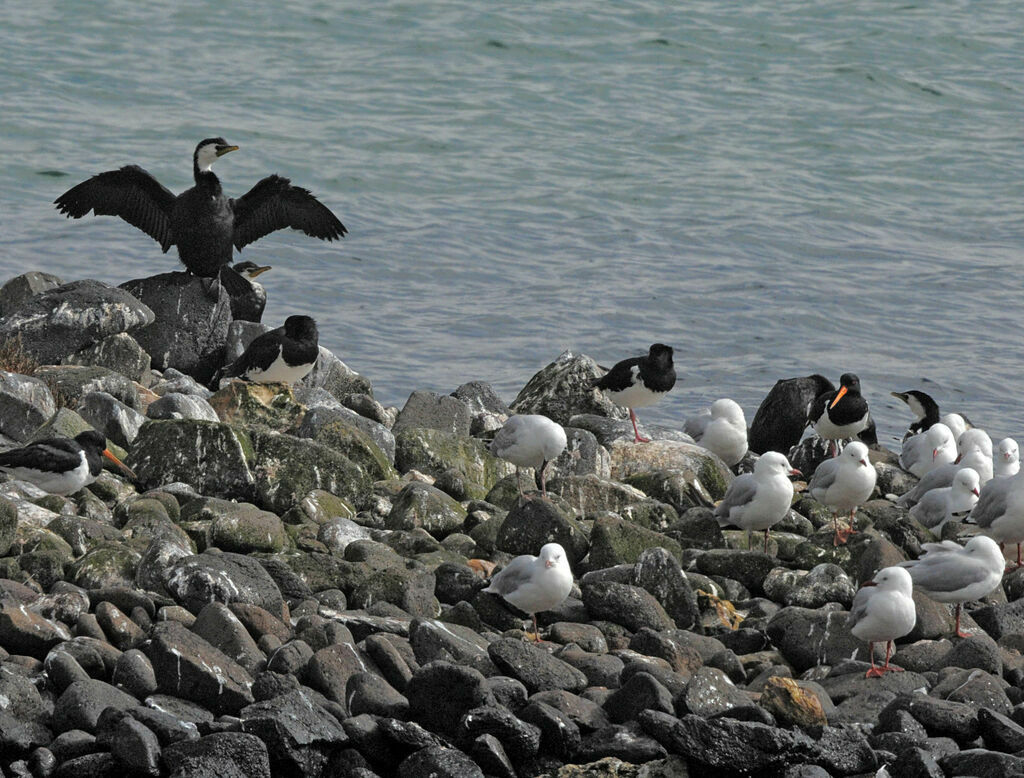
[284,315,318,342]
[647,343,674,367]
[838,373,861,392]
[73,430,108,453]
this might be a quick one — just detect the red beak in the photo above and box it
[829,385,849,410]
[789,468,802,476]
[972,488,980,497]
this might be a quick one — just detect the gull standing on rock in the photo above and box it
[591,343,676,443]
[713,451,800,553]
[899,423,956,479]
[848,566,917,678]
[809,441,877,545]
[808,373,870,456]
[995,438,1020,478]
[909,467,981,533]
[968,468,1024,569]
[897,428,994,506]
[489,414,567,500]
[684,398,748,467]
[484,543,573,641]
[900,536,1004,638]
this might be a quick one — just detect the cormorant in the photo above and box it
[229,260,272,322]
[215,315,319,386]
[54,138,346,294]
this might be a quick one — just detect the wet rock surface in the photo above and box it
[2,276,1024,775]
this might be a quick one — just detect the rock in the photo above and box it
[546,427,611,482]
[207,382,305,430]
[675,667,751,717]
[979,707,1024,753]
[33,364,139,411]
[0,598,73,658]
[459,704,541,762]
[164,552,286,621]
[759,677,829,727]
[631,547,700,631]
[299,345,373,403]
[405,660,495,737]
[487,638,588,694]
[201,499,287,554]
[395,427,512,495]
[0,279,154,365]
[305,641,371,704]
[879,693,980,742]
[150,369,213,399]
[162,732,271,778]
[765,606,864,672]
[762,564,857,608]
[295,406,396,474]
[99,712,161,776]
[119,272,230,384]
[77,391,146,448]
[52,679,138,733]
[496,498,589,565]
[190,602,265,675]
[603,672,675,723]
[575,722,669,764]
[146,393,220,422]
[510,350,626,425]
[939,749,1024,777]
[94,601,145,651]
[112,649,159,698]
[392,390,471,436]
[0,271,62,317]
[239,689,348,776]
[588,514,683,569]
[570,413,693,447]
[611,441,733,503]
[409,618,493,675]
[64,332,151,383]
[346,671,409,718]
[146,620,255,715]
[0,669,52,752]
[318,517,371,556]
[397,746,484,778]
[972,599,1024,641]
[386,482,468,538]
[0,496,20,557]
[128,420,256,502]
[0,370,56,442]
[582,582,675,633]
[694,549,777,597]
[68,542,141,590]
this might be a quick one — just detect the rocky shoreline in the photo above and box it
[0,272,1022,777]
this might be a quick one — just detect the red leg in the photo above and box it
[954,603,971,639]
[833,513,850,546]
[865,642,884,677]
[530,613,541,642]
[539,460,549,499]
[884,641,904,673]
[764,529,770,555]
[1017,543,1022,569]
[630,409,650,443]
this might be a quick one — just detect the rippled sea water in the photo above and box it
[2,1,1022,446]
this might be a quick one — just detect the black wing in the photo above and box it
[231,175,346,250]
[54,165,177,252]
[593,356,643,392]
[221,328,285,379]
[0,438,81,472]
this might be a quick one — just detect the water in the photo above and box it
[2,1,1023,447]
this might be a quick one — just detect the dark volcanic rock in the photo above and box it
[64,331,151,383]
[0,598,72,657]
[146,621,255,715]
[52,679,138,733]
[458,704,541,762]
[397,746,484,778]
[631,546,700,630]
[487,638,588,694]
[405,661,495,737]
[0,370,56,442]
[120,272,230,384]
[939,749,1024,777]
[0,279,154,365]
[518,700,582,760]
[581,581,675,632]
[510,350,626,425]
[604,671,675,723]
[239,689,348,777]
[675,667,751,718]
[576,722,668,764]
[346,671,409,718]
[495,497,590,565]
[163,552,286,620]
[879,693,980,742]
[765,605,864,672]
[162,732,271,778]
[695,548,777,597]
[0,270,62,317]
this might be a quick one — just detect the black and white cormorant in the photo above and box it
[54,138,346,294]
[215,315,319,386]
[592,343,676,443]
[229,261,272,322]
[0,430,134,495]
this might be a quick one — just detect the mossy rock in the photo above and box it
[349,564,438,618]
[295,411,396,482]
[120,502,193,552]
[612,441,732,503]
[547,473,646,516]
[385,482,468,539]
[496,498,589,565]
[394,427,514,493]
[128,419,257,502]
[18,550,67,590]
[207,502,288,554]
[68,541,142,589]
[281,552,364,594]
[45,515,124,557]
[623,468,721,514]
[294,490,357,525]
[249,429,371,514]
[588,513,683,569]
[114,496,170,529]
[0,496,16,556]
[208,381,306,430]
[17,526,75,561]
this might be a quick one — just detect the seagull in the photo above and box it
[489,414,568,500]
[683,398,748,467]
[909,467,981,532]
[215,315,319,386]
[995,438,1020,478]
[847,566,917,678]
[809,441,877,545]
[713,451,800,553]
[899,423,956,479]
[967,469,1024,569]
[942,413,973,444]
[900,536,1004,638]
[897,428,994,506]
[808,373,870,456]
[748,374,835,455]
[591,343,676,443]
[483,543,573,641]
[0,430,134,495]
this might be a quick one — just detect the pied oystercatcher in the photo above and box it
[0,430,134,495]
[592,343,676,443]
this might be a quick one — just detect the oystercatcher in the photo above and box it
[0,430,134,495]
[808,373,869,455]
[216,315,319,385]
[592,343,675,443]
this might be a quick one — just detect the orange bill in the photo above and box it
[103,448,136,479]
[829,385,848,410]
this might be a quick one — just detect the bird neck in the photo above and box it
[193,165,222,191]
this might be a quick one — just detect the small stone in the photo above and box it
[0,370,56,442]
[112,649,159,698]
[239,689,348,776]
[146,393,220,422]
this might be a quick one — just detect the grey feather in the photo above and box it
[898,463,958,507]
[902,543,991,594]
[683,411,710,442]
[714,474,759,519]
[484,555,537,596]
[846,585,874,628]
[970,477,1013,529]
[808,457,839,496]
[489,416,527,457]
